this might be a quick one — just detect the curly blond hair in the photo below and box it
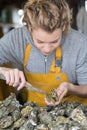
[23,0,72,35]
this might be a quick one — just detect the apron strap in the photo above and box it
[24,44,31,66]
[56,46,62,59]
[50,46,62,73]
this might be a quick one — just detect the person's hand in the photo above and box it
[45,82,71,106]
[0,67,27,90]
[54,82,69,105]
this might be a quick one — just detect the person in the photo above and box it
[0,0,87,106]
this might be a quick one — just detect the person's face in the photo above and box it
[31,28,62,56]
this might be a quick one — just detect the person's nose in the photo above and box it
[43,45,51,53]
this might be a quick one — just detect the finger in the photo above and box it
[57,89,63,96]
[57,86,65,95]
[17,71,26,90]
[0,67,10,84]
[54,90,67,105]
[13,69,20,87]
[9,70,15,86]
[45,98,55,106]
[5,71,11,85]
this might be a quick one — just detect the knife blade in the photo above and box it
[0,73,48,94]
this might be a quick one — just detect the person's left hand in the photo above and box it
[45,82,71,106]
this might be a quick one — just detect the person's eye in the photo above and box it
[37,41,44,44]
[51,40,58,44]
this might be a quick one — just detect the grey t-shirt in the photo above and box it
[0,26,87,85]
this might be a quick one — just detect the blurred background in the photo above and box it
[0,0,86,37]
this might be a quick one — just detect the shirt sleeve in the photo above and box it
[0,27,26,70]
[76,37,87,85]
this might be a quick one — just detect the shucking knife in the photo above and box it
[0,73,48,95]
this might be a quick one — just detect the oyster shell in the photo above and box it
[38,110,52,124]
[21,105,33,117]
[35,124,49,130]
[13,117,26,128]
[70,106,87,127]
[0,116,13,128]
[46,88,59,104]
[0,93,87,129]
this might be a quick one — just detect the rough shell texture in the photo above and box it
[0,93,87,129]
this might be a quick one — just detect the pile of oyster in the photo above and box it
[0,93,87,130]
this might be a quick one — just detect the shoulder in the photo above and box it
[62,28,87,64]
[8,26,30,40]
[62,28,87,48]
[0,26,33,49]
[70,28,87,39]
[68,28,87,40]
[3,26,32,43]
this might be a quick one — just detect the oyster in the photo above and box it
[70,106,87,127]
[0,116,13,128]
[38,110,52,124]
[19,120,35,130]
[46,88,59,104]
[28,107,39,126]
[35,124,49,130]
[13,117,26,129]
[12,109,21,121]
[0,93,87,129]
[21,105,33,117]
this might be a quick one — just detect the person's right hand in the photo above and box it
[0,67,27,90]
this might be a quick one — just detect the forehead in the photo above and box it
[32,28,62,41]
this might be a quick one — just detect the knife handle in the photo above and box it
[0,73,5,80]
